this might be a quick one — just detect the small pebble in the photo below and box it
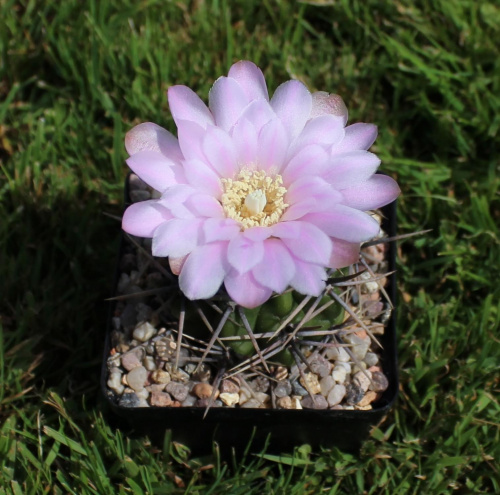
[136,388,149,400]
[151,369,171,385]
[292,380,308,396]
[143,355,156,371]
[291,396,303,409]
[364,352,379,367]
[165,382,189,402]
[369,371,389,392]
[192,383,215,400]
[345,383,364,405]
[308,355,331,377]
[353,370,372,392]
[241,399,262,408]
[146,383,167,393]
[276,396,292,409]
[220,392,240,406]
[127,366,148,391]
[220,378,240,394]
[155,338,176,358]
[252,376,270,393]
[166,366,190,383]
[274,366,288,381]
[121,351,143,371]
[345,333,370,360]
[319,376,335,396]
[301,395,328,410]
[119,392,141,408]
[352,362,367,373]
[150,391,172,407]
[274,380,292,398]
[326,346,349,362]
[299,373,321,395]
[107,371,124,395]
[181,395,197,407]
[133,322,156,342]
[192,364,211,382]
[327,384,346,406]
[357,390,378,407]
[332,365,347,384]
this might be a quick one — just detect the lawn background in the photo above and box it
[1,0,499,493]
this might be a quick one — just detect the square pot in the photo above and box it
[101,177,398,454]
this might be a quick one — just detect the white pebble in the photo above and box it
[326,346,349,362]
[364,352,379,367]
[136,388,149,400]
[320,376,335,396]
[127,366,148,391]
[327,384,346,406]
[107,372,124,395]
[345,333,370,360]
[332,365,347,383]
[220,393,240,406]
[143,355,156,371]
[354,370,372,392]
[133,322,156,342]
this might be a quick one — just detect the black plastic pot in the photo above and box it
[101,179,398,454]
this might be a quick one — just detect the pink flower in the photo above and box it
[122,61,400,308]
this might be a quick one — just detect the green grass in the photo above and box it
[1,0,499,493]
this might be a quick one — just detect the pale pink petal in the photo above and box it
[301,206,380,242]
[122,200,171,238]
[209,77,248,131]
[203,218,241,242]
[292,115,345,153]
[183,159,223,198]
[158,185,197,219]
[227,235,265,273]
[285,176,341,207]
[257,119,288,173]
[243,227,272,242]
[228,60,269,102]
[333,123,378,153]
[281,144,330,186]
[236,99,276,133]
[310,92,348,125]
[280,198,318,221]
[252,239,295,293]
[152,218,203,258]
[323,151,381,188]
[169,256,187,275]
[202,126,239,178]
[280,221,332,264]
[289,259,327,296]
[270,221,301,239]
[329,238,360,269]
[168,85,214,129]
[231,118,259,166]
[341,174,400,210]
[270,80,312,140]
[224,270,272,308]
[185,193,225,218]
[176,120,206,161]
[126,151,185,192]
[179,242,229,300]
[125,122,183,162]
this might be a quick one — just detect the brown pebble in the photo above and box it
[150,391,172,407]
[165,382,188,401]
[357,390,378,407]
[220,378,240,394]
[369,371,389,392]
[193,383,216,400]
[276,396,293,409]
[301,395,328,410]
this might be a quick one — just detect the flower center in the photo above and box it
[220,169,288,229]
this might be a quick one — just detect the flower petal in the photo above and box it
[310,92,348,125]
[228,60,269,102]
[341,174,400,210]
[252,239,295,292]
[185,193,225,218]
[158,184,197,219]
[243,227,272,242]
[209,76,248,131]
[125,122,183,162]
[203,218,241,242]
[224,270,272,308]
[179,242,229,300]
[285,176,341,208]
[122,200,171,237]
[202,126,239,178]
[292,115,345,153]
[323,151,381,188]
[227,234,265,273]
[329,238,360,269]
[333,123,378,153]
[289,259,327,296]
[301,206,380,242]
[231,118,259,165]
[183,159,223,198]
[270,80,312,140]
[281,144,330,186]
[152,218,203,258]
[257,118,289,173]
[168,85,214,129]
[176,120,206,161]
[237,99,276,133]
[126,150,185,192]
[279,221,332,264]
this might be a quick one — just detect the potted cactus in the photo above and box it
[102,61,401,452]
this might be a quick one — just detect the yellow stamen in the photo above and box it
[221,169,288,229]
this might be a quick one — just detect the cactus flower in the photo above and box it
[122,61,400,308]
